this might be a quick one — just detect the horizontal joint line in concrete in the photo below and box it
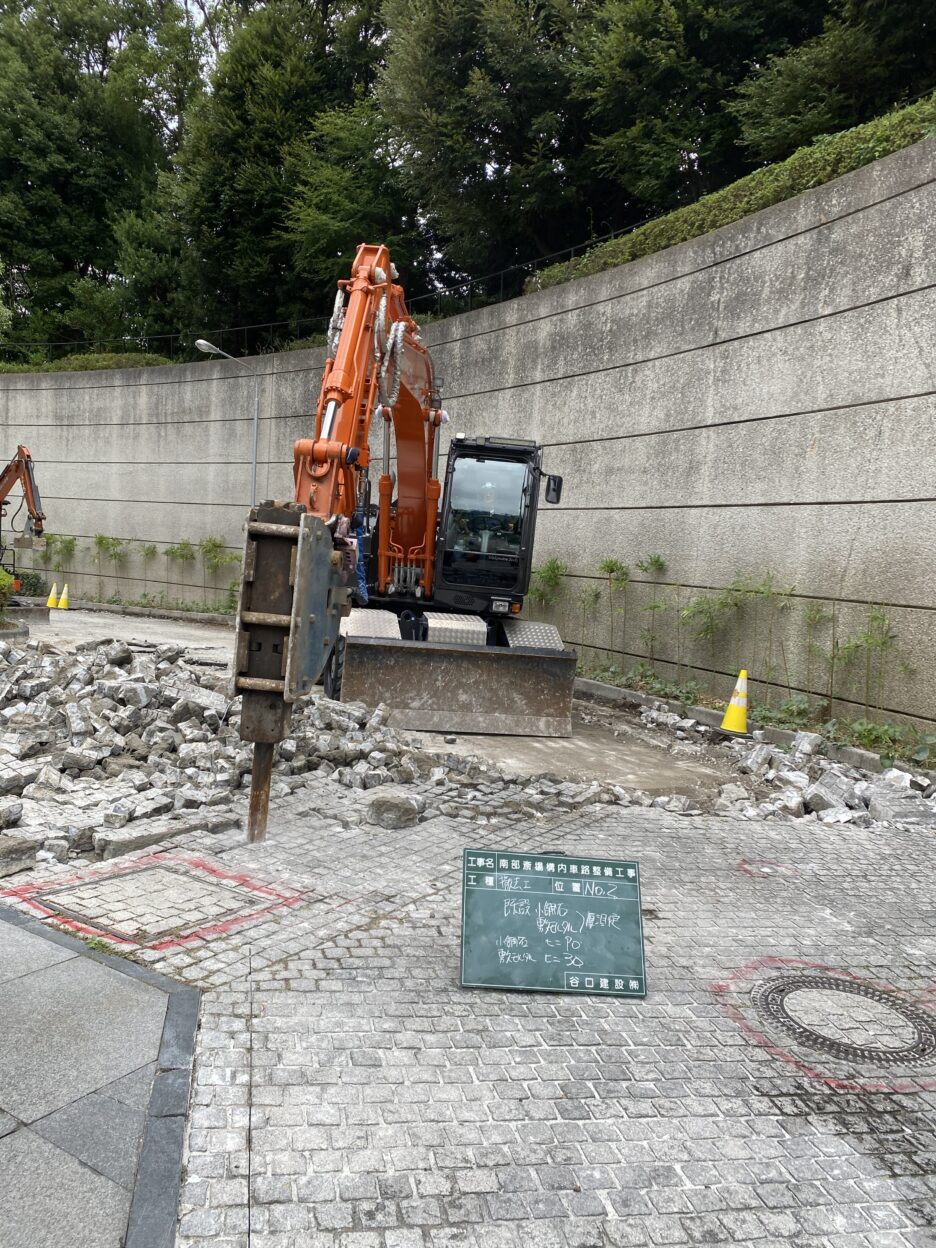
[38,495,250,508]
[552,495,936,511]
[0,360,322,394]
[537,387,936,448]
[569,638,936,726]
[442,279,936,403]
[5,410,322,430]
[428,171,936,351]
[19,533,239,551]
[560,574,936,615]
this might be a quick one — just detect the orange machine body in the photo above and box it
[293,244,442,597]
[0,444,45,537]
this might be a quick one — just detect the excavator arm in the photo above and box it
[234,245,442,839]
[0,445,45,537]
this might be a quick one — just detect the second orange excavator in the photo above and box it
[0,445,46,589]
[233,244,576,838]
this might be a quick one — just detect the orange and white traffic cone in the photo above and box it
[46,582,58,608]
[720,669,749,736]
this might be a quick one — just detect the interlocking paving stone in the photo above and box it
[9,768,936,1246]
[37,866,252,941]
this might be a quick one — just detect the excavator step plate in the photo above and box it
[341,609,402,639]
[423,612,487,646]
[503,620,564,649]
[340,636,576,737]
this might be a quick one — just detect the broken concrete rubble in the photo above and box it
[2,629,934,882]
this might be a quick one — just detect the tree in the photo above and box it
[379,0,617,277]
[284,100,432,299]
[731,1,936,162]
[576,0,830,212]
[172,0,381,331]
[0,0,202,348]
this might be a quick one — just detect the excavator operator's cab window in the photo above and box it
[441,456,527,590]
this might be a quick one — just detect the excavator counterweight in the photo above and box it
[233,245,575,837]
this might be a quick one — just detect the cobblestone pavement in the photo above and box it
[4,768,936,1248]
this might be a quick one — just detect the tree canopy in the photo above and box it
[0,0,930,358]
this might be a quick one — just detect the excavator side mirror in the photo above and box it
[545,475,563,505]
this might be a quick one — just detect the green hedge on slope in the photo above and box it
[0,352,171,374]
[528,92,936,293]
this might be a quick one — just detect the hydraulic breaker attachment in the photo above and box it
[234,502,352,840]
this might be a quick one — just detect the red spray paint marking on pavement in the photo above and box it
[710,954,936,1094]
[1,850,309,950]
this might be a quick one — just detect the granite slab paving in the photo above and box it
[0,1127,131,1248]
[0,953,167,1122]
[4,770,936,1247]
[0,916,76,984]
[0,911,199,1248]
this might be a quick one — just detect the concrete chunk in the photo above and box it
[368,793,422,829]
[93,819,180,860]
[0,833,36,877]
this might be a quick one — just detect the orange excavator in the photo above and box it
[0,445,45,589]
[233,244,575,838]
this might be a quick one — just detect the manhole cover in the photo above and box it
[40,866,252,942]
[752,975,936,1067]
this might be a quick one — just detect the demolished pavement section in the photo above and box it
[1,631,934,882]
[0,636,640,877]
[632,702,936,829]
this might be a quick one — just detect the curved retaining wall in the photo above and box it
[2,136,934,723]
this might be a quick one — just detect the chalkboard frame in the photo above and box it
[459,847,647,998]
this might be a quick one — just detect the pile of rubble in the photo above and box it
[637,703,936,830]
[0,636,633,876]
[2,631,932,880]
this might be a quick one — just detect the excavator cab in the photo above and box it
[434,437,546,614]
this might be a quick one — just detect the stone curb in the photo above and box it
[18,596,234,629]
[574,676,936,781]
[0,905,199,1248]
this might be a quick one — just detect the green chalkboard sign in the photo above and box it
[460,848,646,997]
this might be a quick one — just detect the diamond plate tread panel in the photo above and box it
[340,609,402,640]
[423,612,488,646]
[503,619,565,650]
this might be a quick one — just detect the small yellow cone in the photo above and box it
[720,669,749,736]
[56,583,69,610]
[46,583,58,608]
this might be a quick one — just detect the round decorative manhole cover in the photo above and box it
[752,975,936,1067]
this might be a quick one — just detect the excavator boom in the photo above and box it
[0,445,45,537]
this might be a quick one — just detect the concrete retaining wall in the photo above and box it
[2,136,934,722]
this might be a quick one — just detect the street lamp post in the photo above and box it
[195,338,262,507]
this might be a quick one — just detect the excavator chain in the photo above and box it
[234,502,351,841]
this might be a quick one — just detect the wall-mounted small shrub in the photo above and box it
[597,557,629,661]
[528,558,568,609]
